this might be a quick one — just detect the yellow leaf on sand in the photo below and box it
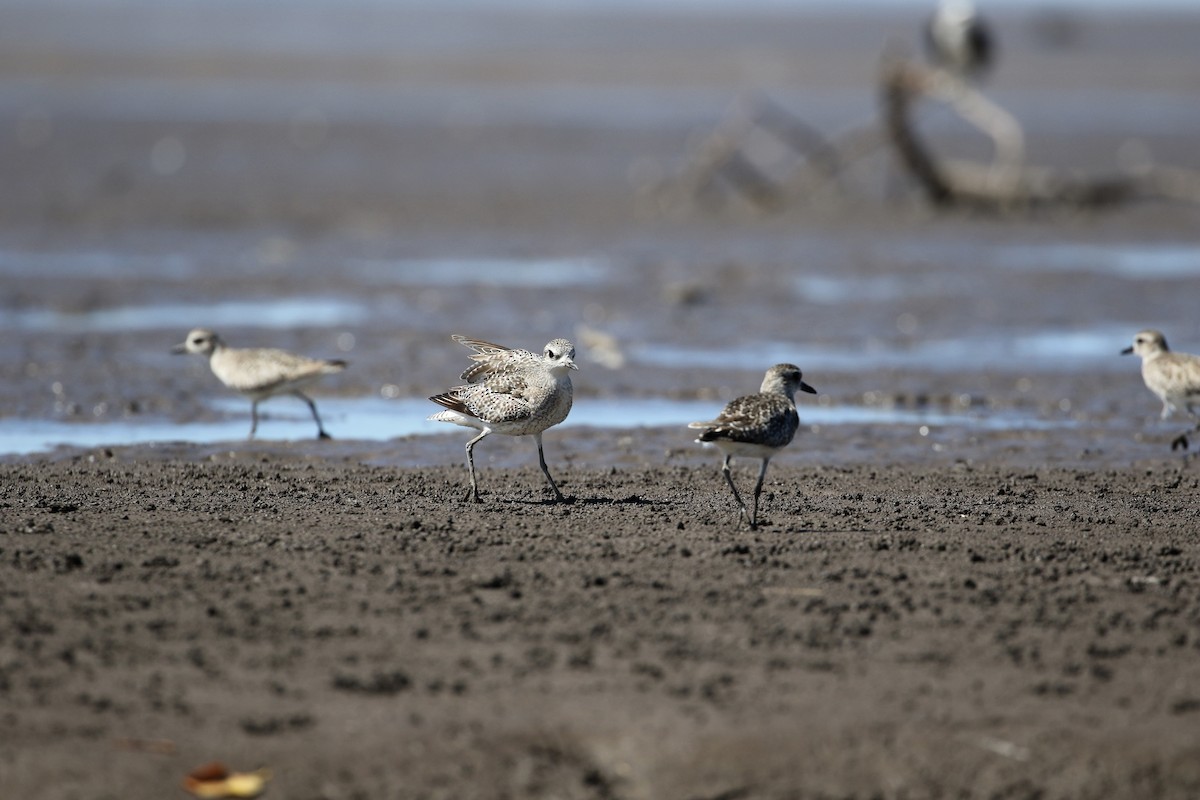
[183,767,272,799]
[223,769,271,798]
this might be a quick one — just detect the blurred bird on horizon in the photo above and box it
[924,0,995,81]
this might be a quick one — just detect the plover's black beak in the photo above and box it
[1120,346,1133,356]
[800,381,817,394]
[171,342,188,354]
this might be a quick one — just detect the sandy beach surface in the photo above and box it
[3,3,1200,798]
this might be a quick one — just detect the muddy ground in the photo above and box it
[3,457,1200,800]
[4,3,1200,799]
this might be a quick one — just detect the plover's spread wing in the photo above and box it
[453,336,540,383]
[689,393,799,449]
[213,347,345,395]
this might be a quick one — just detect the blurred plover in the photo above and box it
[925,0,994,80]
[428,335,577,502]
[172,328,346,440]
[1122,329,1200,452]
[689,364,816,529]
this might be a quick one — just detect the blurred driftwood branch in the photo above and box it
[883,58,1160,211]
[648,57,1200,216]
[647,94,883,216]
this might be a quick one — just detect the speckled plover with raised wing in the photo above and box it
[1122,329,1200,453]
[172,328,346,440]
[428,335,577,503]
[689,364,816,530]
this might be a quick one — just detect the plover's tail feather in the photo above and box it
[320,359,348,374]
[429,390,471,416]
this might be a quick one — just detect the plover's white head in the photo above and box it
[172,328,222,357]
[543,338,578,375]
[761,363,817,399]
[1122,329,1169,361]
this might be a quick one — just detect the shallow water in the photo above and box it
[992,243,1200,279]
[3,298,367,334]
[0,394,1079,456]
[342,257,612,287]
[792,242,1200,305]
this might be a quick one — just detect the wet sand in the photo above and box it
[4,3,1200,798]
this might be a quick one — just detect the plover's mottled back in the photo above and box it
[1122,329,1200,451]
[688,363,816,529]
[428,335,577,502]
[172,328,346,440]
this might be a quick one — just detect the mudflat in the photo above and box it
[4,456,1200,799]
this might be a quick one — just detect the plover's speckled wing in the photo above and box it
[690,393,799,449]
[212,347,345,395]
[430,371,542,426]
[452,335,540,383]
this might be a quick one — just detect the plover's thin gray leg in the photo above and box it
[533,431,565,501]
[249,400,260,440]
[750,457,771,529]
[463,428,491,502]
[293,391,332,440]
[721,454,749,524]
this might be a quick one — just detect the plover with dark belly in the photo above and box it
[172,328,346,440]
[428,335,577,503]
[689,363,816,529]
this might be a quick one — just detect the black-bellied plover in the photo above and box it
[428,335,577,503]
[925,0,994,80]
[1122,329,1200,452]
[172,328,346,440]
[688,364,816,529]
